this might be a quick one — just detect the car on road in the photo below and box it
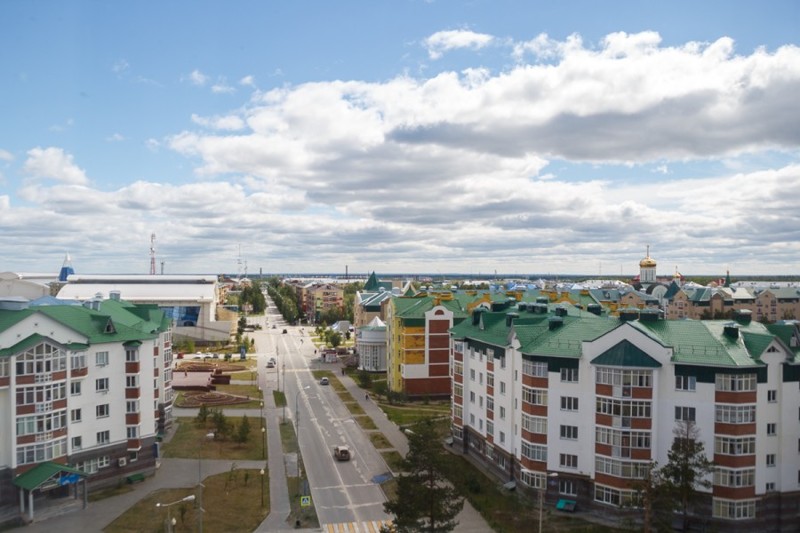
[266,361,275,369]
[271,325,276,329]
[319,377,329,385]
[333,445,350,461]
[282,329,288,334]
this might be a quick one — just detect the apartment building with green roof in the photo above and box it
[0,295,173,522]
[451,303,800,531]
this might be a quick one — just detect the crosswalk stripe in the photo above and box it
[322,520,394,533]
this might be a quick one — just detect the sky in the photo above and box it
[1,0,799,278]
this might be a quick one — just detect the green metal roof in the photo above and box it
[14,462,86,491]
[0,333,49,358]
[591,339,662,368]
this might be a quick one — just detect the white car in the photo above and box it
[319,377,329,385]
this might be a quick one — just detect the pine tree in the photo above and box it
[659,420,715,532]
[383,420,464,532]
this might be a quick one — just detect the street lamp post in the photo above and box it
[260,400,264,428]
[197,431,214,533]
[538,473,558,533]
[259,468,265,508]
[261,427,266,459]
[156,494,195,533]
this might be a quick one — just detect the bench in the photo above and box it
[126,473,145,484]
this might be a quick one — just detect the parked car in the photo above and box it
[319,377,329,385]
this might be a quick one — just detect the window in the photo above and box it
[714,468,755,487]
[499,431,505,444]
[560,367,579,382]
[715,436,756,456]
[126,400,139,413]
[767,423,776,436]
[712,498,756,520]
[559,479,577,496]
[499,381,506,395]
[560,454,578,468]
[487,373,494,388]
[715,404,756,424]
[767,390,777,402]
[596,368,652,387]
[125,348,139,362]
[675,375,696,391]
[95,351,109,366]
[72,436,82,450]
[522,387,547,406]
[453,383,463,398]
[453,361,463,376]
[499,406,506,420]
[520,469,545,489]
[70,381,82,396]
[479,372,483,385]
[595,457,650,479]
[522,414,547,434]
[97,431,110,445]
[522,359,547,377]
[675,406,696,422]
[15,342,67,375]
[594,485,637,507]
[469,391,476,403]
[520,441,547,462]
[766,454,776,467]
[486,420,494,436]
[126,426,139,439]
[766,482,776,492]
[715,374,756,392]
[486,397,494,412]
[96,404,110,418]
[453,405,463,420]
[560,425,578,440]
[71,409,82,423]
[560,396,579,411]
[96,378,109,393]
[470,369,475,381]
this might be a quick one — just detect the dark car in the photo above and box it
[282,329,288,334]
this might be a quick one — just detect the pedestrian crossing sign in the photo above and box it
[300,495,311,507]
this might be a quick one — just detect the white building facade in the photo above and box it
[0,296,172,519]
[450,304,800,531]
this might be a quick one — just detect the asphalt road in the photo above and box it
[249,301,392,526]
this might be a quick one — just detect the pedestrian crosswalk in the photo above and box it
[322,520,394,533]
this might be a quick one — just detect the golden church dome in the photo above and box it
[640,257,657,268]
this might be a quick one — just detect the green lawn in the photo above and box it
[162,417,266,460]
[368,432,393,449]
[104,469,268,532]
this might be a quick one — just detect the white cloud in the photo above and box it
[424,29,494,59]
[4,32,800,275]
[145,138,161,152]
[106,133,125,142]
[240,75,255,87]
[112,59,129,75]
[211,82,235,94]
[0,149,13,162]
[188,69,209,86]
[191,113,246,131]
[22,147,89,186]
